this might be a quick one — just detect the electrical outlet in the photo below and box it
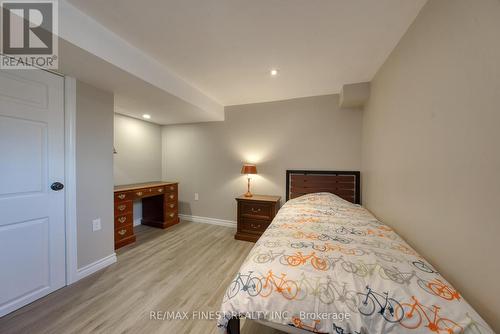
[194,193,199,201]
[92,218,102,232]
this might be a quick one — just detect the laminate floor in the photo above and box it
[0,222,285,334]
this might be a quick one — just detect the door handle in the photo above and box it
[51,182,64,191]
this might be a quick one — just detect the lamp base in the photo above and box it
[245,177,253,197]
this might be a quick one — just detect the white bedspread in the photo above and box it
[218,193,493,334]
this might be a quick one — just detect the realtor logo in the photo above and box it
[1,0,58,69]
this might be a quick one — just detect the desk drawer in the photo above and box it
[115,200,132,215]
[239,218,270,235]
[165,209,178,221]
[165,192,177,203]
[240,201,273,220]
[134,186,167,199]
[165,201,177,211]
[115,224,134,242]
[165,184,177,193]
[152,186,165,195]
[133,189,148,199]
[115,213,133,227]
[115,192,131,202]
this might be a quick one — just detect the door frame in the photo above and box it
[64,76,79,284]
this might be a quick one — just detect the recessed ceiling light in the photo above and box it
[270,69,278,76]
[142,114,151,119]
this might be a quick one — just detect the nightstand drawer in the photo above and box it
[239,219,270,234]
[240,201,273,220]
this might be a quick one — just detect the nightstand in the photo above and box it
[235,194,281,242]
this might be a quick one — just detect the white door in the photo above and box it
[0,68,65,317]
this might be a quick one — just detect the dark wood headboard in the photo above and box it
[286,170,361,204]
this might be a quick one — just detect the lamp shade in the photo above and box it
[241,164,257,175]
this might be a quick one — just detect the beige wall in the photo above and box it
[114,113,162,186]
[361,0,500,330]
[76,81,115,268]
[114,113,162,222]
[162,94,362,221]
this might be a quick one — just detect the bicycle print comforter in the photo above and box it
[218,193,493,334]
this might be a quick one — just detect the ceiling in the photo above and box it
[59,39,217,125]
[66,0,428,106]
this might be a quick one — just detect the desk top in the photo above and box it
[114,181,178,192]
[235,194,281,202]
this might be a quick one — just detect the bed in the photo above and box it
[217,170,493,334]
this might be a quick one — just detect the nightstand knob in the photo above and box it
[251,207,261,212]
[136,191,143,196]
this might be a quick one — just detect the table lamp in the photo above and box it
[241,164,257,197]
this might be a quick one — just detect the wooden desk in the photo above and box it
[114,181,179,249]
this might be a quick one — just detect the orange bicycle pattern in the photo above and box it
[316,243,365,256]
[286,251,329,271]
[296,217,321,224]
[396,296,463,333]
[423,279,461,301]
[260,270,298,300]
[291,317,325,333]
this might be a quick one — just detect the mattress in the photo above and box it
[217,192,493,333]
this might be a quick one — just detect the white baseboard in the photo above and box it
[75,253,117,281]
[133,218,142,226]
[178,214,236,228]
